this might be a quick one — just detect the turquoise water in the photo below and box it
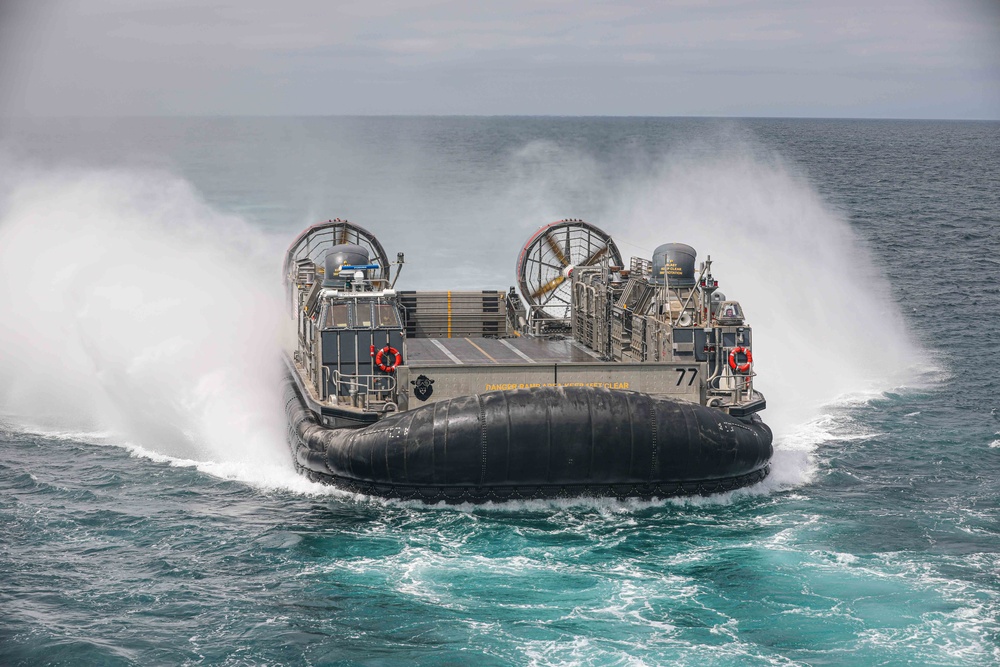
[1,117,998,665]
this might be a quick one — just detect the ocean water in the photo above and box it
[0,116,998,666]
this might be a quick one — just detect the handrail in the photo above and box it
[321,365,331,401]
[706,354,755,406]
[331,370,397,410]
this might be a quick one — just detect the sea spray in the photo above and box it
[0,132,933,500]
[0,165,296,485]
[502,131,929,492]
[615,139,927,485]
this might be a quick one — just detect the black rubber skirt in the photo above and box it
[284,379,772,503]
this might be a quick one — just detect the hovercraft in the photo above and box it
[283,219,771,503]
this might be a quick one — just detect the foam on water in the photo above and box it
[294,496,999,665]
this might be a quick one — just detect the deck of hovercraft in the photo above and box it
[405,336,602,367]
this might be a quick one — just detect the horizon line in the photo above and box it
[3,112,999,122]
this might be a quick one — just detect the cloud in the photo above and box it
[1,0,997,118]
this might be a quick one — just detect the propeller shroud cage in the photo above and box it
[284,219,391,287]
[516,219,622,321]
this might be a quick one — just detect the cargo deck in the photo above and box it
[404,336,601,367]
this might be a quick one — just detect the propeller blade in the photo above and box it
[545,233,569,267]
[531,274,566,299]
[581,245,609,266]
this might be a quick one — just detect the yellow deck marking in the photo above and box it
[465,338,498,363]
[447,291,452,338]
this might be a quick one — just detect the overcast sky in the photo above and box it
[1,0,998,118]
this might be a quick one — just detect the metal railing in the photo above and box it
[330,370,398,412]
[706,360,755,406]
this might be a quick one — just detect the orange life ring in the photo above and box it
[728,346,753,373]
[375,345,402,373]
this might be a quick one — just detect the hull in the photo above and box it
[284,378,772,503]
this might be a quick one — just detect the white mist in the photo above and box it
[613,139,925,488]
[0,165,299,487]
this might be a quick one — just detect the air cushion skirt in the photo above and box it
[284,380,772,503]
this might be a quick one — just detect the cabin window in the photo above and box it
[717,301,744,321]
[323,303,350,329]
[375,304,400,328]
[356,303,373,328]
